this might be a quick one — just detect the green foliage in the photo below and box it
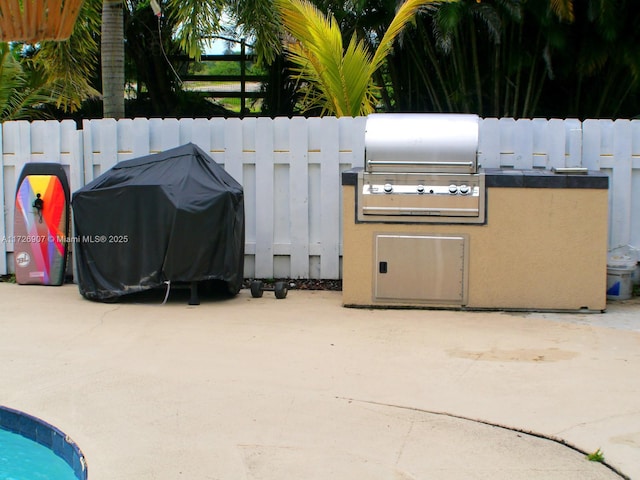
[5,0,636,119]
[6,0,103,115]
[382,0,640,119]
[227,0,284,65]
[276,0,452,117]
[191,60,266,77]
[168,0,226,59]
[550,0,574,22]
[0,44,55,121]
[586,448,605,463]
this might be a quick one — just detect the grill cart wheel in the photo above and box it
[250,281,264,298]
[250,280,288,299]
[274,282,288,299]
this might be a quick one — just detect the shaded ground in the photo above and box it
[243,278,342,291]
[1,275,343,292]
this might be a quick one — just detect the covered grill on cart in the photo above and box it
[72,143,244,303]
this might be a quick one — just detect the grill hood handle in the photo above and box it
[367,160,475,168]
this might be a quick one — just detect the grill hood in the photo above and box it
[364,113,480,174]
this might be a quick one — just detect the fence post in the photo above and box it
[240,39,246,116]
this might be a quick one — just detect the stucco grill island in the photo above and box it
[342,113,609,312]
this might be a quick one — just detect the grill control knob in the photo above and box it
[459,184,470,195]
[448,184,458,194]
[416,184,425,194]
[384,183,393,193]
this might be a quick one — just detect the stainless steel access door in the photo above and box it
[374,233,469,305]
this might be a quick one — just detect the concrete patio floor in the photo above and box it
[1,282,639,479]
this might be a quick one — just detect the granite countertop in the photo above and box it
[342,168,609,189]
[483,168,608,189]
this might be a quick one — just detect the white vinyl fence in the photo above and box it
[1,116,639,279]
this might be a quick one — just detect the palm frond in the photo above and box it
[495,0,523,22]
[342,36,378,115]
[227,0,283,65]
[33,0,102,112]
[0,45,23,114]
[471,4,502,45]
[277,0,355,115]
[549,0,574,22]
[168,0,226,59]
[277,0,454,116]
[372,0,453,71]
[0,44,54,121]
[430,2,462,54]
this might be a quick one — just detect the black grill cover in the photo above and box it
[72,143,244,301]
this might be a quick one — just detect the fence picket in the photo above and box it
[531,119,550,168]
[114,119,136,162]
[3,122,32,248]
[66,127,84,200]
[513,119,533,170]
[477,118,500,168]
[498,118,516,167]
[187,118,212,153]
[254,118,275,278]
[566,119,583,168]
[610,120,633,249]
[95,118,118,176]
[81,119,95,184]
[318,117,341,279]
[222,118,244,185]
[547,119,567,169]
[209,118,227,166]
[131,118,151,158]
[288,117,310,278]
[149,118,179,152]
[582,120,602,171]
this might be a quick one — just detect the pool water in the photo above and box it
[0,428,77,480]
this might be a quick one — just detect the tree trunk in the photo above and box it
[101,0,125,119]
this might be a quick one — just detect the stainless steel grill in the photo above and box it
[357,113,485,224]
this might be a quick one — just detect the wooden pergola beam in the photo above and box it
[0,0,85,43]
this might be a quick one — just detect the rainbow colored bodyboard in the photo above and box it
[13,163,70,286]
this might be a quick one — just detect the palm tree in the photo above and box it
[553,0,640,118]
[275,0,454,116]
[424,0,505,114]
[101,0,125,118]
[383,0,624,118]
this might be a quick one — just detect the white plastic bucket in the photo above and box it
[606,266,634,301]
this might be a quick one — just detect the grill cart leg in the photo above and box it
[188,281,200,305]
